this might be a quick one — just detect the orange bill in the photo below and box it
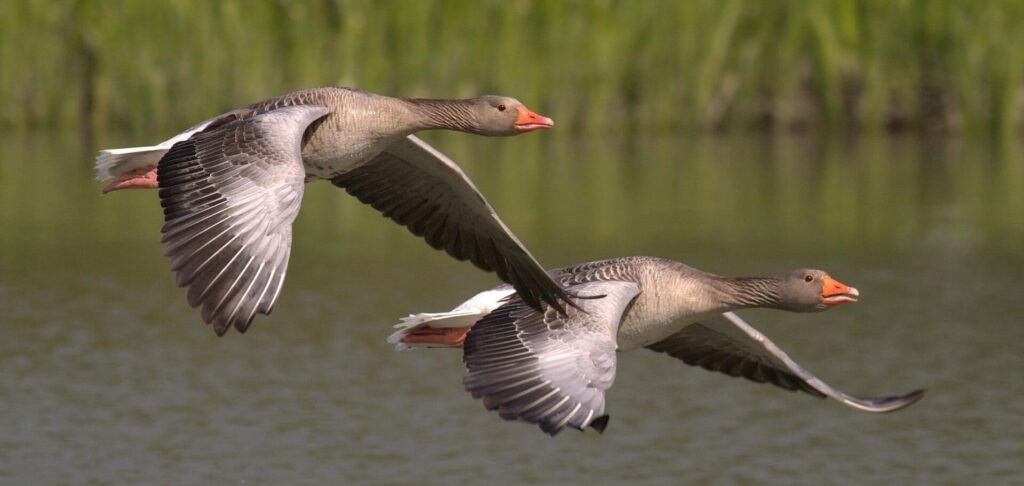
[820,275,859,306]
[514,106,554,132]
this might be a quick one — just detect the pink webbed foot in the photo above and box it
[102,166,159,194]
[401,326,472,348]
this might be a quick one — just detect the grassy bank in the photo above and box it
[2,0,1023,136]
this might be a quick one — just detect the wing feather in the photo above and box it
[157,105,330,335]
[463,281,640,435]
[333,135,572,313]
[646,312,925,412]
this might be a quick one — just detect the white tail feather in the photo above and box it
[388,311,484,350]
[388,287,516,350]
[95,117,216,180]
[95,146,168,180]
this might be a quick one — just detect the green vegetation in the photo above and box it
[3,0,1023,135]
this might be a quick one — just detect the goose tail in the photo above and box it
[95,146,168,181]
[388,287,516,350]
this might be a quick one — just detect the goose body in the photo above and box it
[96,86,567,335]
[390,256,925,435]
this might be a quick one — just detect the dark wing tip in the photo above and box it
[213,321,230,337]
[864,388,927,413]
[540,423,563,437]
[234,319,253,334]
[589,415,610,433]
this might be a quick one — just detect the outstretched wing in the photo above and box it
[463,281,641,435]
[331,135,572,314]
[157,105,330,336]
[646,312,925,412]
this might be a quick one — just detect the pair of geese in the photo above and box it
[97,86,924,436]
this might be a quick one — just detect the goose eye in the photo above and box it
[804,275,814,283]
[497,104,506,112]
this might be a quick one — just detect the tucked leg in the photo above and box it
[102,166,159,193]
[400,326,472,347]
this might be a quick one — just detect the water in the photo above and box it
[1,131,1022,484]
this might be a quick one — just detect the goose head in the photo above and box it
[469,95,554,135]
[778,269,859,312]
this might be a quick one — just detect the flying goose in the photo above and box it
[390,256,925,435]
[95,86,569,335]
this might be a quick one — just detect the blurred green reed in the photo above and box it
[2,0,1023,136]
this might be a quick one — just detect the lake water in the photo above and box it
[1,130,1022,484]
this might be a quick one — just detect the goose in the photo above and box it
[95,86,570,335]
[389,256,925,436]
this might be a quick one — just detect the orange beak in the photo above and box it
[820,275,859,306]
[514,106,554,132]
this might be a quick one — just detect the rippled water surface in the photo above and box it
[2,131,1022,484]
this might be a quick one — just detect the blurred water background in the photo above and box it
[2,1,1023,484]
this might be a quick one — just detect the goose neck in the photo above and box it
[403,98,481,134]
[710,276,785,311]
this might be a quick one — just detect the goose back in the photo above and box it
[543,257,742,350]
[237,87,418,179]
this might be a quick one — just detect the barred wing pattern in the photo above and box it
[463,281,641,435]
[332,135,572,314]
[157,105,330,335]
[647,312,925,412]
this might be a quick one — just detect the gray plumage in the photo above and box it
[449,256,924,435]
[158,106,326,335]
[646,315,824,396]
[648,312,924,413]
[138,86,568,334]
[464,281,640,434]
